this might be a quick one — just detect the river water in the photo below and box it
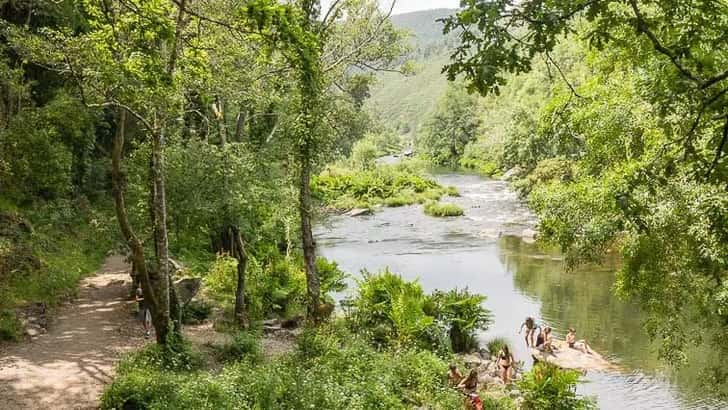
[315,172,727,409]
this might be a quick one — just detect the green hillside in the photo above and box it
[365,9,456,141]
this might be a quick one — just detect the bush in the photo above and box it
[446,186,460,197]
[485,337,510,358]
[423,201,464,217]
[0,309,20,341]
[102,325,462,410]
[215,331,263,364]
[117,335,203,374]
[181,300,212,325]
[351,270,490,353]
[518,363,596,410]
[204,253,346,321]
[428,289,491,352]
[311,164,444,210]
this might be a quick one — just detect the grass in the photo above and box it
[485,337,510,357]
[423,201,464,217]
[446,186,460,197]
[101,325,464,410]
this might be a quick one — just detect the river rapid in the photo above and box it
[315,172,727,410]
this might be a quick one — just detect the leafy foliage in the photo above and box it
[312,163,445,210]
[518,363,595,410]
[417,82,481,167]
[102,324,461,410]
[350,269,490,352]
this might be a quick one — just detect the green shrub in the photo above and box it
[102,325,462,410]
[117,335,203,373]
[485,337,510,358]
[446,186,460,196]
[0,309,20,341]
[205,253,346,321]
[351,270,490,353]
[384,192,417,207]
[428,289,491,352]
[215,331,263,364]
[423,201,464,217]
[518,363,596,410]
[312,164,444,210]
[481,394,517,410]
[182,300,212,325]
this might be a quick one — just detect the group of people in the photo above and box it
[442,316,594,407]
[519,316,592,354]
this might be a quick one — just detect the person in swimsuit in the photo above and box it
[535,326,545,348]
[457,369,480,409]
[537,327,553,352]
[497,345,515,384]
[447,363,464,386]
[518,316,540,347]
[566,327,592,354]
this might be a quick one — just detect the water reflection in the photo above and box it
[497,235,726,409]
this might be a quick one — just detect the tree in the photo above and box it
[443,0,728,367]
[418,82,481,167]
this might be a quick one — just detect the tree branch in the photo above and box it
[545,51,583,98]
[322,0,396,73]
[705,116,728,179]
[628,0,700,85]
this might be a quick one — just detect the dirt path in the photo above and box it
[0,255,149,410]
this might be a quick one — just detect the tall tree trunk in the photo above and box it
[111,109,164,340]
[232,227,247,326]
[150,128,172,343]
[211,225,248,326]
[234,109,246,142]
[299,152,321,316]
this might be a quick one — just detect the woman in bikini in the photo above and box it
[457,369,481,409]
[497,345,515,384]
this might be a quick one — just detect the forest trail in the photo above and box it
[0,255,148,410]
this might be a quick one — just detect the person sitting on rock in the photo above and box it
[447,363,464,386]
[457,368,479,395]
[518,316,540,347]
[536,327,554,352]
[566,327,592,354]
[497,345,515,384]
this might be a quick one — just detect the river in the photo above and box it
[315,172,727,409]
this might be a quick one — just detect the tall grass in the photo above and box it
[423,201,464,217]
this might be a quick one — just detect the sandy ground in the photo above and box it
[0,255,149,410]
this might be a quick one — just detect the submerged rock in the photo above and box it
[344,208,372,217]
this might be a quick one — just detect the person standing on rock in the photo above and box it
[135,285,152,338]
[518,316,540,347]
[497,345,515,384]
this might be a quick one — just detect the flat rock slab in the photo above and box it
[0,255,149,410]
[530,340,618,373]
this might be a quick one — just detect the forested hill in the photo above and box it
[365,8,456,140]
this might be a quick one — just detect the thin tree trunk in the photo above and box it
[232,226,247,326]
[150,128,172,343]
[214,96,227,145]
[234,109,246,142]
[299,153,321,316]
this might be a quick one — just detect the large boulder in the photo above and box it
[174,277,201,306]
